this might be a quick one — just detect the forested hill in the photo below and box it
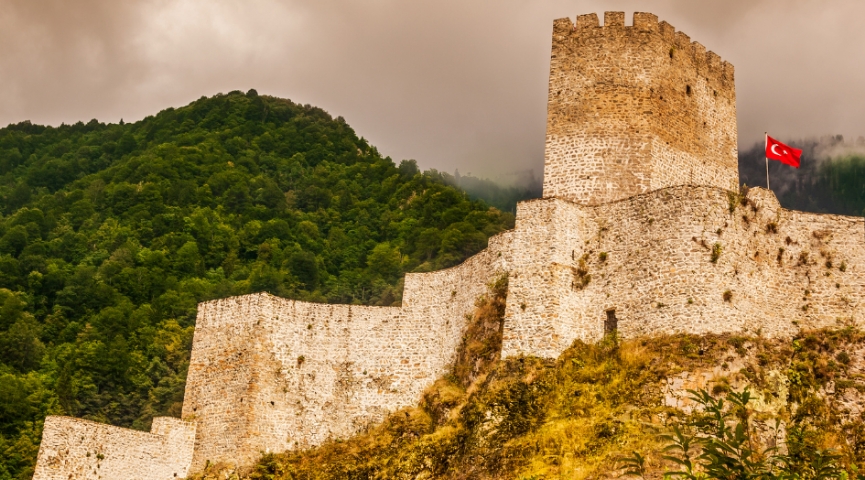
[738,138,865,217]
[0,90,514,479]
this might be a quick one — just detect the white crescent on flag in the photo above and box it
[766,135,802,168]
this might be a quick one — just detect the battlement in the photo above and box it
[552,13,734,85]
[543,12,739,205]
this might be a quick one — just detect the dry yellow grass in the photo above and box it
[188,283,865,480]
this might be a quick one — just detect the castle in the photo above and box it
[32,12,865,480]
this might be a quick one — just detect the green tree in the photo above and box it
[0,91,515,477]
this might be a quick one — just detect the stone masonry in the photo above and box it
[32,12,865,479]
[543,12,739,204]
[180,238,512,470]
[501,186,865,358]
[32,416,195,480]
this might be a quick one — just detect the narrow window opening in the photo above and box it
[605,309,618,334]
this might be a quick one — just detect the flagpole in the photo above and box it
[765,132,770,190]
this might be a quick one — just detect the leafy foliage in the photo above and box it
[654,388,846,479]
[0,90,514,479]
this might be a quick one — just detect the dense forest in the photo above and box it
[0,90,517,479]
[738,136,865,217]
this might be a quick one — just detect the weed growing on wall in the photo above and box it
[189,318,865,480]
[711,243,723,263]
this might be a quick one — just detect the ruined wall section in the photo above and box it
[402,229,515,358]
[183,295,406,469]
[503,187,865,358]
[501,198,593,358]
[182,234,512,470]
[543,12,738,205]
[179,295,275,470]
[33,416,195,480]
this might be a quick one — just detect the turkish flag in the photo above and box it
[766,135,802,168]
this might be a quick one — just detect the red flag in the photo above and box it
[765,135,802,168]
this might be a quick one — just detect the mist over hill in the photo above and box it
[738,135,865,217]
[444,169,542,214]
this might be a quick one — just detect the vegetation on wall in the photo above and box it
[0,90,515,479]
[191,290,865,480]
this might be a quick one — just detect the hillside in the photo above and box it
[191,279,865,480]
[0,90,514,479]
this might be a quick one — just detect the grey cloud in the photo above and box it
[1,0,863,181]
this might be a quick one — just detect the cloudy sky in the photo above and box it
[1,0,863,179]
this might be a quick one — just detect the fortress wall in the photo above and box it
[649,137,739,193]
[502,199,593,358]
[182,235,511,470]
[571,186,757,342]
[744,189,865,328]
[543,12,738,205]
[181,295,273,469]
[33,416,194,480]
[183,294,404,469]
[503,187,865,358]
[587,186,863,341]
[403,229,513,313]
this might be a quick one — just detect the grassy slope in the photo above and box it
[192,278,865,479]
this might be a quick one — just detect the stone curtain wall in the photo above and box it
[37,184,861,477]
[500,198,593,358]
[502,187,865,358]
[543,12,738,205]
[182,236,511,470]
[29,232,513,477]
[182,295,403,469]
[34,183,863,477]
[32,416,195,480]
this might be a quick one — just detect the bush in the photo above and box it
[624,388,845,479]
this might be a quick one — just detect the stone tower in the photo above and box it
[542,12,739,204]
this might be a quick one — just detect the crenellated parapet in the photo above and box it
[544,12,739,205]
[553,13,735,87]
